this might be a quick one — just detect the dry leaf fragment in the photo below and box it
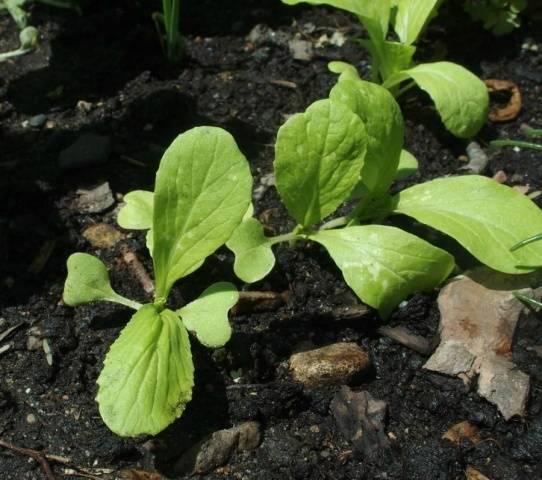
[484,79,522,122]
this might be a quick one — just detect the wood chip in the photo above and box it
[466,466,491,480]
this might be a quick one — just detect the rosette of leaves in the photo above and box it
[63,127,252,437]
[227,70,542,318]
[281,0,489,139]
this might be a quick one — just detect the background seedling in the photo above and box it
[153,0,183,63]
[281,0,489,139]
[63,127,253,437]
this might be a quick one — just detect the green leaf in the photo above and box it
[63,253,141,310]
[96,305,194,436]
[117,190,153,230]
[328,61,360,80]
[310,225,454,318]
[178,282,238,348]
[330,75,404,195]
[395,149,419,180]
[226,217,276,283]
[392,0,441,45]
[393,175,542,274]
[386,61,488,138]
[152,127,252,299]
[274,99,367,228]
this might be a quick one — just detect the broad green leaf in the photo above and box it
[281,0,390,39]
[330,75,403,195]
[63,253,141,310]
[393,175,542,274]
[392,0,441,45]
[226,217,276,283]
[275,99,367,228]
[96,305,194,436]
[117,190,153,230]
[386,62,488,138]
[152,127,252,299]
[178,282,238,348]
[395,149,419,180]
[310,225,454,318]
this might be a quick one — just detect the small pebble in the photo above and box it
[26,413,37,424]
[29,114,47,128]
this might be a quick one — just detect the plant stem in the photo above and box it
[510,233,542,252]
[109,294,143,311]
[520,125,542,138]
[394,80,416,98]
[319,216,349,230]
[268,231,304,246]
[490,139,542,151]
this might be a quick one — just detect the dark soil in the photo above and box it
[1,1,542,479]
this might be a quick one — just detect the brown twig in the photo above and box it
[231,291,291,315]
[0,438,56,480]
[120,247,155,296]
[377,326,434,355]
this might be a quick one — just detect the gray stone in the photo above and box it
[290,342,370,389]
[29,114,47,128]
[288,38,314,61]
[58,133,112,170]
[75,182,115,214]
[174,421,261,475]
[331,386,389,458]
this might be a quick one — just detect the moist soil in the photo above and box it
[1,1,542,479]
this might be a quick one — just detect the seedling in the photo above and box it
[63,127,252,436]
[126,75,542,319]
[281,0,489,139]
[464,0,527,36]
[0,26,38,62]
[153,0,183,63]
[511,233,542,309]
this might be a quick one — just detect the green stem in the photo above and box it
[319,216,349,231]
[0,46,32,62]
[394,80,416,98]
[520,125,542,138]
[268,231,304,246]
[510,233,542,252]
[490,139,542,151]
[108,294,143,311]
[514,292,542,310]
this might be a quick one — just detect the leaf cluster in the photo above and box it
[64,127,252,436]
[281,0,489,138]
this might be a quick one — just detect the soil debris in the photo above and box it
[442,420,481,446]
[290,342,370,389]
[82,223,124,249]
[484,79,522,122]
[330,386,389,458]
[75,182,115,214]
[377,325,433,355]
[232,290,290,315]
[461,141,488,174]
[424,269,536,419]
[174,421,261,475]
[121,247,155,296]
[466,465,491,480]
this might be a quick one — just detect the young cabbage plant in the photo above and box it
[281,0,489,139]
[63,127,252,437]
[228,72,542,318]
